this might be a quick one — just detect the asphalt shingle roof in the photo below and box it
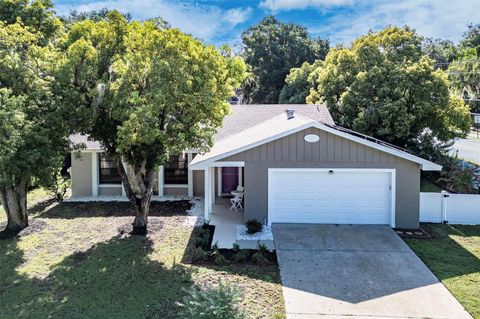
[69,104,333,149]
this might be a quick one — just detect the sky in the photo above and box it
[53,0,479,47]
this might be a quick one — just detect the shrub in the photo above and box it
[47,170,71,202]
[245,219,262,234]
[252,243,269,266]
[192,247,208,262]
[213,253,227,265]
[232,243,240,253]
[233,250,248,263]
[211,243,226,265]
[438,156,476,193]
[195,227,211,249]
[177,282,246,319]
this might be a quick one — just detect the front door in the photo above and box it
[221,167,239,194]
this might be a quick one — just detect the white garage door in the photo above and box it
[268,169,394,226]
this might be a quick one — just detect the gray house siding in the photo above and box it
[71,152,93,197]
[223,127,421,229]
[98,186,122,196]
[193,170,204,196]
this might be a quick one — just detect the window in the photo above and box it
[99,153,122,184]
[164,154,188,185]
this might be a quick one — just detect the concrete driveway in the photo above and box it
[273,224,472,319]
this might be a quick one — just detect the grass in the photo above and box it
[0,190,285,319]
[420,178,444,192]
[404,224,480,319]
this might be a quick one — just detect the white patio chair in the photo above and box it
[236,186,244,192]
[230,191,244,211]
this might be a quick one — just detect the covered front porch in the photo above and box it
[202,162,245,248]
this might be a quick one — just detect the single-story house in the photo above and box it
[69,104,441,230]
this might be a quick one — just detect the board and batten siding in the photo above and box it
[223,127,421,229]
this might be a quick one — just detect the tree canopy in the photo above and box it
[62,12,246,233]
[278,60,322,104]
[0,0,69,236]
[308,26,471,153]
[448,24,480,113]
[241,16,329,104]
[421,38,457,70]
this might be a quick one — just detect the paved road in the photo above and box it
[273,224,472,319]
[452,136,480,164]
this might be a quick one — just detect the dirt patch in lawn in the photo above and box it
[1,198,285,319]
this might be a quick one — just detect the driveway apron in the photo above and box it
[273,224,472,319]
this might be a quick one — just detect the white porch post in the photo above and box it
[204,166,215,220]
[158,165,164,197]
[204,168,210,220]
[210,166,215,207]
[187,153,193,197]
[91,152,98,197]
[217,167,222,197]
[238,167,243,187]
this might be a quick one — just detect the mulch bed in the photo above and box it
[39,200,192,218]
[188,223,278,266]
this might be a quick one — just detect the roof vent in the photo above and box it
[286,109,295,119]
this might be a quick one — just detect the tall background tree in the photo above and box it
[278,59,322,104]
[62,12,245,234]
[448,23,480,113]
[241,16,329,104]
[421,37,457,70]
[308,26,471,157]
[0,0,69,237]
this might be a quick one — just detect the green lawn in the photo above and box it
[405,224,480,319]
[0,191,285,319]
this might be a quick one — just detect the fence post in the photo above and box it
[441,191,449,224]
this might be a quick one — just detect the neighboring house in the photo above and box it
[69,104,441,229]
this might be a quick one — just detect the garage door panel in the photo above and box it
[269,170,392,225]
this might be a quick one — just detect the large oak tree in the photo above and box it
[308,26,471,154]
[62,12,245,234]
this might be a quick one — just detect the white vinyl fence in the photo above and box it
[420,191,480,224]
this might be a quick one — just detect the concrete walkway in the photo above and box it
[273,224,472,319]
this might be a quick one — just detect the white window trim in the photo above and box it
[267,168,396,228]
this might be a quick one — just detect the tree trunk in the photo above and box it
[0,178,29,238]
[116,158,155,235]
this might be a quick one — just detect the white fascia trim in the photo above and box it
[267,168,396,228]
[189,122,441,171]
[189,161,245,170]
[313,123,442,171]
